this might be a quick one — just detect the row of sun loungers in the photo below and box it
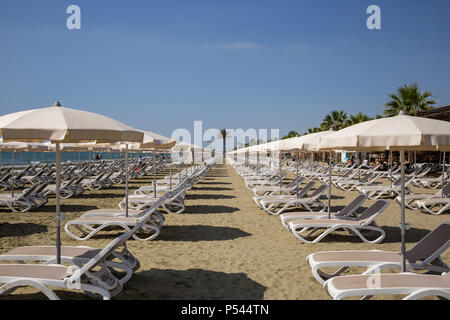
[0,158,172,212]
[64,163,211,241]
[230,157,449,299]
[308,222,450,299]
[234,160,390,243]
[0,160,215,299]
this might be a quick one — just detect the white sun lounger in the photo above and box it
[324,272,450,300]
[0,243,139,286]
[279,194,368,229]
[357,175,414,200]
[287,199,389,244]
[0,231,138,299]
[259,184,328,215]
[251,176,304,196]
[412,168,449,189]
[415,197,450,215]
[253,181,316,208]
[120,184,187,214]
[306,222,450,285]
[64,197,167,241]
[395,182,450,210]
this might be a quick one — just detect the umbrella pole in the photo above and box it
[169,155,172,191]
[357,152,360,181]
[414,151,417,170]
[125,144,129,217]
[55,142,62,264]
[389,151,393,196]
[11,149,15,197]
[279,152,282,188]
[153,151,157,197]
[296,152,299,198]
[328,151,332,219]
[400,150,407,272]
[442,151,446,196]
[322,153,325,171]
[256,152,259,175]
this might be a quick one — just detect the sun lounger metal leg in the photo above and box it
[0,279,60,299]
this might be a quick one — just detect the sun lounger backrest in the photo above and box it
[30,180,52,195]
[441,183,450,197]
[298,181,315,197]
[416,166,431,177]
[392,176,402,186]
[405,222,450,264]
[19,183,41,198]
[393,175,414,187]
[0,172,12,182]
[336,194,367,217]
[308,184,328,199]
[67,230,136,286]
[355,199,389,223]
[360,173,373,182]
[287,176,304,188]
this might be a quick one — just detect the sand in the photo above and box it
[0,163,448,300]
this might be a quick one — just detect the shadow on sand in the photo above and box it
[192,187,233,191]
[295,226,431,244]
[0,222,48,238]
[184,205,239,214]
[158,225,251,242]
[185,194,236,200]
[38,204,99,213]
[123,268,267,299]
[196,181,232,185]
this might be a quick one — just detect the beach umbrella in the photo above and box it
[0,139,29,197]
[136,132,175,197]
[0,101,144,264]
[139,130,176,150]
[271,131,335,199]
[319,112,450,272]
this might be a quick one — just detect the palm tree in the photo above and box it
[306,127,322,134]
[321,110,348,130]
[345,112,373,126]
[218,129,228,158]
[282,130,300,140]
[384,83,437,116]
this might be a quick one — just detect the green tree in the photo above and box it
[306,127,322,134]
[321,110,348,130]
[345,112,373,126]
[218,129,228,157]
[384,83,437,116]
[282,130,300,140]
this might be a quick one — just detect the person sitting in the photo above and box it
[361,158,370,169]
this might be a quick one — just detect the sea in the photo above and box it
[0,151,161,166]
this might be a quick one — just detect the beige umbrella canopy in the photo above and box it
[0,101,144,264]
[276,131,334,152]
[0,139,29,151]
[0,102,143,143]
[318,113,450,272]
[139,130,176,149]
[171,142,203,164]
[319,114,450,151]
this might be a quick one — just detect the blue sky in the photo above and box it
[1,0,449,145]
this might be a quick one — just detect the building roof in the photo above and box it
[417,105,450,121]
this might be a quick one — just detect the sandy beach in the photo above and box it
[0,163,448,300]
